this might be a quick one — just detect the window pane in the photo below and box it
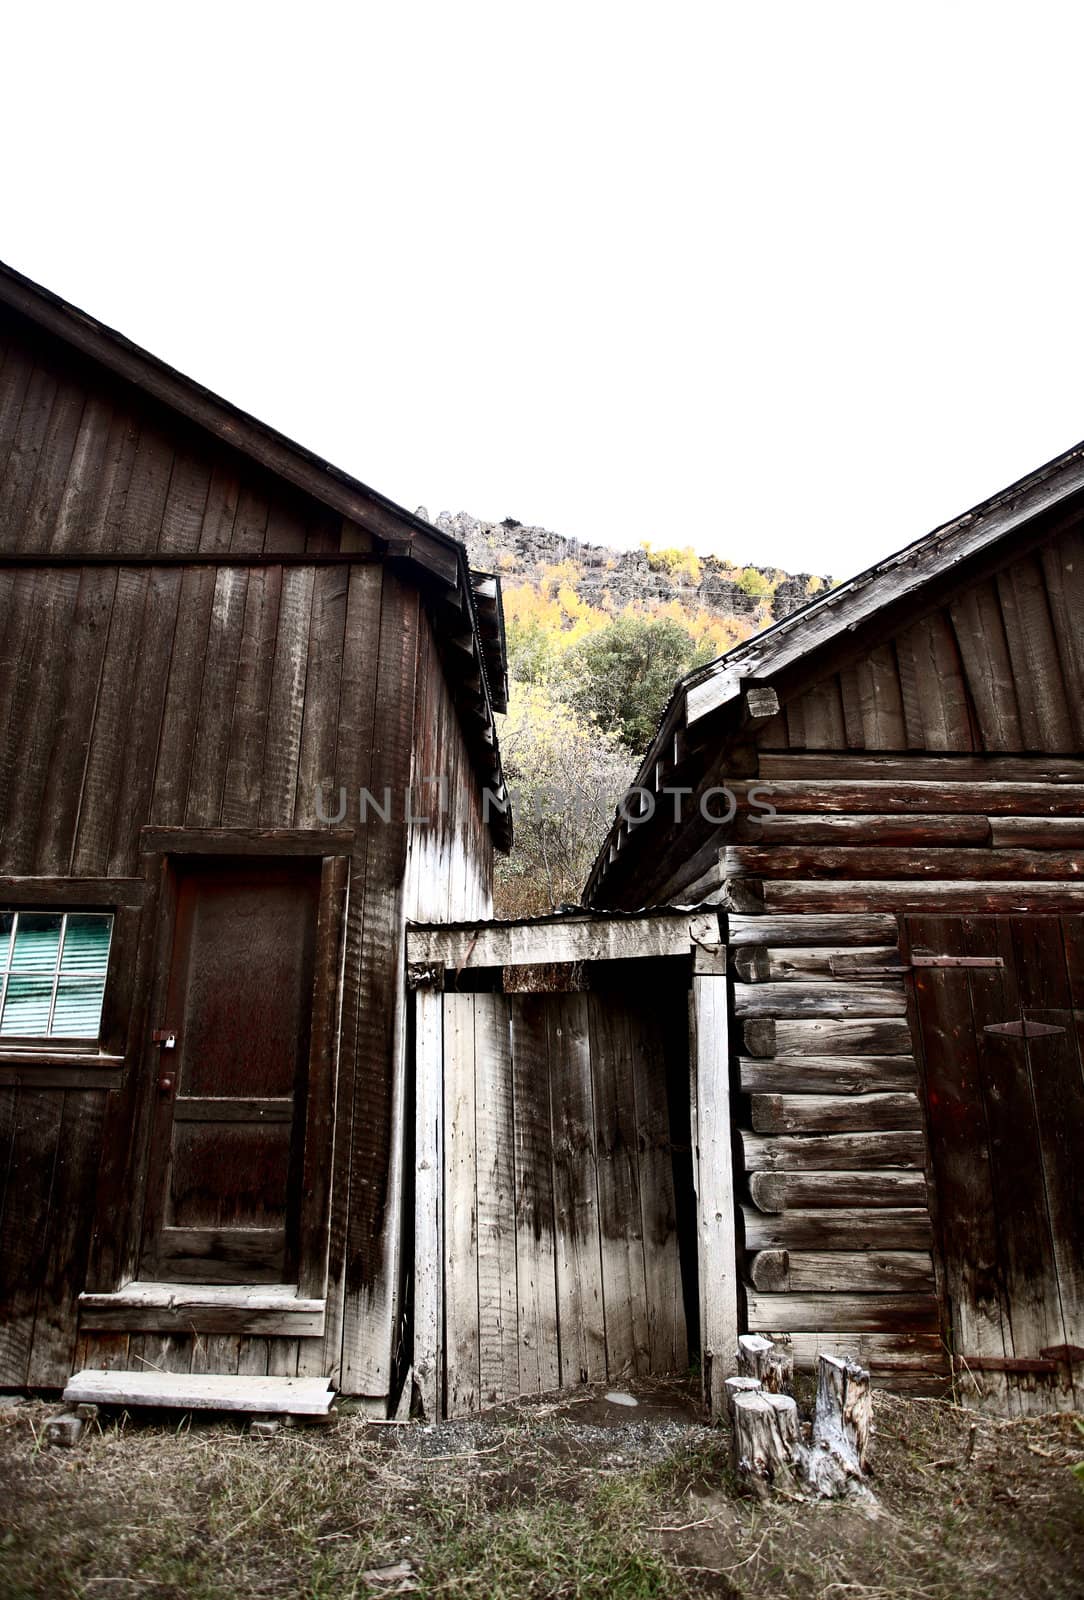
[1,975,54,1036]
[60,914,113,975]
[51,976,108,1037]
[10,914,63,973]
[0,911,113,1039]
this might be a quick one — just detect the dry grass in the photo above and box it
[0,1384,1081,1600]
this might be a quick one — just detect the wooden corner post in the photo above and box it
[412,971,444,1422]
[692,935,739,1415]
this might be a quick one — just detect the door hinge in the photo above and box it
[955,1354,1058,1374]
[911,955,1005,969]
[982,1019,1066,1038]
[1040,1344,1084,1363]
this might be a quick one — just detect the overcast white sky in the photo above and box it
[3,3,1082,579]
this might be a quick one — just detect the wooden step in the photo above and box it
[78,1281,324,1336]
[63,1369,335,1415]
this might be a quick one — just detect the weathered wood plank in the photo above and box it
[996,555,1074,752]
[139,826,354,856]
[293,566,349,828]
[737,810,993,844]
[407,911,717,971]
[1013,919,1084,1366]
[319,563,383,1389]
[854,643,906,747]
[746,1293,939,1332]
[413,985,443,1421]
[742,1205,933,1250]
[443,994,479,1417]
[692,974,738,1413]
[27,1089,107,1386]
[993,918,1081,1407]
[64,1370,333,1413]
[0,1091,63,1385]
[728,914,899,947]
[105,565,184,875]
[78,1282,325,1336]
[258,565,315,827]
[741,1131,926,1171]
[750,1091,923,1134]
[509,995,561,1398]
[549,993,607,1387]
[149,566,218,824]
[906,914,1014,1401]
[727,846,1084,881]
[1040,527,1084,747]
[989,817,1084,848]
[588,992,650,1377]
[736,780,1084,816]
[739,1056,918,1094]
[734,982,907,1018]
[297,853,349,1300]
[732,946,901,984]
[948,580,1022,751]
[184,565,249,826]
[630,990,687,1377]
[748,1249,936,1293]
[757,754,1084,783]
[748,1169,929,1211]
[784,1331,948,1374]
[743,1017,913,1057]
[762,881,1084,914]
[474,992,519,1407]
[221,564,283,825]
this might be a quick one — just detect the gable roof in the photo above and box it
[0,258,511,846]
[586,435,1084,898]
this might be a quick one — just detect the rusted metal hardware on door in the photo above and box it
[982,1019,1066,1038]
[830,953,1006,977]
[910,955,1005,969]
[152,1028,176,1048]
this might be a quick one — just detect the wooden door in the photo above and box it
[430,975,690,1417]
[140,858,322,1285]
[907,914,1084,1411]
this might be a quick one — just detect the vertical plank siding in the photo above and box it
[0,314,497,1398]
[436,985,688,1418]
[773,533,1081,753]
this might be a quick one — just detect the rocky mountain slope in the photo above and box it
[426,510,832,627]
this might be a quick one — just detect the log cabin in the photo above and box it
[585,444,1084,1414]
[0,260,511,1413]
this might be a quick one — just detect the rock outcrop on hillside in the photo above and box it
[423,509,831,626]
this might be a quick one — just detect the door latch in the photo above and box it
[152,1029,176,1049]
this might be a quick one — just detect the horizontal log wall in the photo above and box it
[729,909,943,1384]
[724,755,1082,1394]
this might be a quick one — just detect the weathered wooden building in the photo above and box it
[586,447,1084,1413]
[3,260,1080,1424]
[0,261,510,1409]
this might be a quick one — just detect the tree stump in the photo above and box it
[737,1332,794,1394]
[724,1374,763,1426]
[806,1353,872,1497]
[730,1389,805,1497]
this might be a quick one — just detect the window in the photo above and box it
[0,911,114,1041]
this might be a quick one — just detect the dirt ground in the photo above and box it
[0,1379,1081,1599]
